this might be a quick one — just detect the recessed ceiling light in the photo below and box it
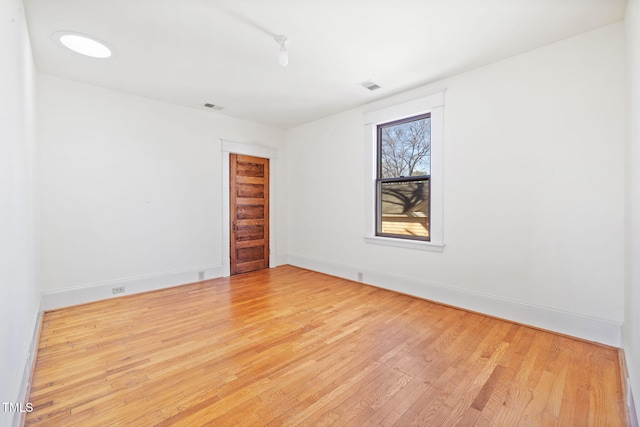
[53,31,113,59]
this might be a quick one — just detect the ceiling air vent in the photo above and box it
[203,103,224,110]
[361,80,381,91]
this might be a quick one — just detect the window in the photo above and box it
[377,113,431,240]
[364,90,444,251]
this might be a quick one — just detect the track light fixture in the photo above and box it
[274,35,288,67]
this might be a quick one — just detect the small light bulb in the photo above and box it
[274,35,289,67]
[278,47,288,67]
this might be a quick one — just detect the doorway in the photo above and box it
[229,153,270,275]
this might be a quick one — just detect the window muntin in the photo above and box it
[376,113,431,241]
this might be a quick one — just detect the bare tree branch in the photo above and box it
[380,117,431,178]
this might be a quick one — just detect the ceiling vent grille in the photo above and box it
[204,103,224,110]
[361,80,381,91]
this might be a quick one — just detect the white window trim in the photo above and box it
[363,90,445,251]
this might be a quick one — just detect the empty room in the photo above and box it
[2,0,640,425]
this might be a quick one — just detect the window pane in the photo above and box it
[380,116,431,179]
[379,179,429,238]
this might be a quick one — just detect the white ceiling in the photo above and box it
[24,0,626,129]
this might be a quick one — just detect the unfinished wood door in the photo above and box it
[230,154,269,275]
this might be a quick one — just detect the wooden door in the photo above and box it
[230,154,269,275]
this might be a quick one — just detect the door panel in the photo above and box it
[236,204,265,219]
[230,154,269,275]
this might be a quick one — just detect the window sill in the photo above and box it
[363,236,444,252]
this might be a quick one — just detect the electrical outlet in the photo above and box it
[357,272,364,282]
[198,271,205,281]
[112,286,125,294]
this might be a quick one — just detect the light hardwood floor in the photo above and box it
[26,265,629,426]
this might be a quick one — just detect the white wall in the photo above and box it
[0,1,40,426]
[37,74,287,304]
[287,23,626,345]
[625,0,640,424]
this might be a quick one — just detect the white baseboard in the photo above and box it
[627,356,640,427]
[40,265,223,311]
[4,304,41,427]
[14,310,42,427]
[35,255,624,347]
[630,383,639,427]
[287,254,622,347]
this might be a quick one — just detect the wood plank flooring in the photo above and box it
[26,265,628,426]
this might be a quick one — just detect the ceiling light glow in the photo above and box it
[54,32,113,58]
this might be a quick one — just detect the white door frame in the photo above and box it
[221,139,278,277]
